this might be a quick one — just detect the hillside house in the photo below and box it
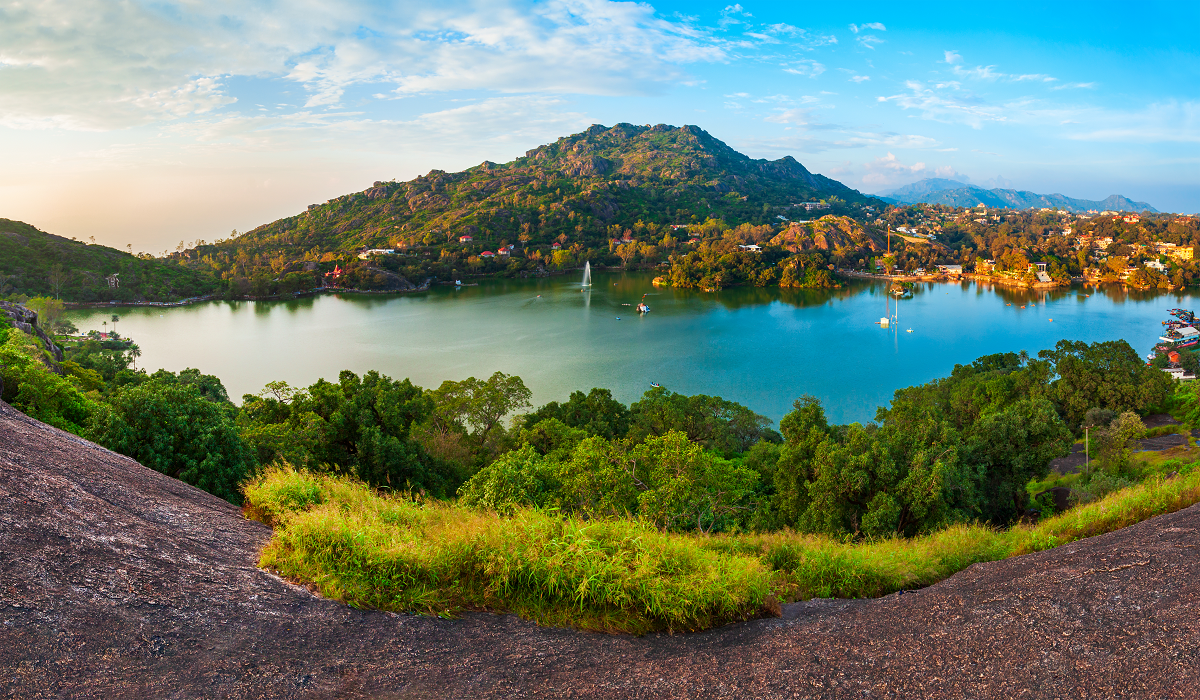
[481,251,494,258]
[738,244,762,253]
[459,235,473,243]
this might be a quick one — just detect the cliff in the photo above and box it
[0,400,1195,698]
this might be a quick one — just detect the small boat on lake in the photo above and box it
[637,302,650,313]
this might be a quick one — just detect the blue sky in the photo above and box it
[1,0,1196,252]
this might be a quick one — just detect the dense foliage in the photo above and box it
[0,218,219,302]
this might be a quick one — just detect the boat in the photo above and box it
[651,383,661,388]
[637,302,650,313]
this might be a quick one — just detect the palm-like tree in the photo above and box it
[111,314,120,337]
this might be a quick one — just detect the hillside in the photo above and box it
[879,179,1158,213]
[0,218,219,303]
[203,123,877,255]
[2,399,1195,697]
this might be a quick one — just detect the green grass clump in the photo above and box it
[246,467,776,634]
[244,463,1200,634]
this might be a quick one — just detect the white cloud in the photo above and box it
[1066,100,1200,144]
[877,81,1007,128]
[782,59,826,78]
[943,50,962,64]
[764,108,823,127]
[1051,82,1098,90]
[849,23,886,33]
[857,35,884,50]
[0,0,726,130]
[862,152,926,186]
[850,75,870,83]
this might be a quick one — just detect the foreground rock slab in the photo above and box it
[2,401,1198,699]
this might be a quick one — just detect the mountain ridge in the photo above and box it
[226,123,880,254]
[877,178,1157,213]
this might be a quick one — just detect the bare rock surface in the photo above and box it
[2,400,1198,699]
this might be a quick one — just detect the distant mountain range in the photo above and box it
[876,179,1157,213]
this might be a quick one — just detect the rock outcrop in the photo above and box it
[0,301,63,364]
[1,400,1196,698]
[769,215,883,254]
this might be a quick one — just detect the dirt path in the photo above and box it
[2,401,1198,699]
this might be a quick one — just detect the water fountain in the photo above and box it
[581,260,592,290]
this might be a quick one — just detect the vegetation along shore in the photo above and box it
[3,295,1198,633]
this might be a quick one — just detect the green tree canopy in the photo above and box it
[523,387,631,440]
[86,379,252,503]
[628,386,778,455]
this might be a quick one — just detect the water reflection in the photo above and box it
[64,272,1200,424]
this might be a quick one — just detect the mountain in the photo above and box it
[0,219,219,303]
[224,123,880,255]
[876,178,971,198]
[877,179,1157,213]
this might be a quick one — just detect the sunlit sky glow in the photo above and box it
[1,0,1197,253]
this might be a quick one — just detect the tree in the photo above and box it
[524,387,630,439]
[431,371,532,446]
[1040,339,1173,430]
[965,397,1072,524]
[616,241,638,268]
[48,264,69,299]
[628,387,776,455]
[26,297,66,334]
[772,396,829,525]
[87,380,252,503]
[1,339,94,435]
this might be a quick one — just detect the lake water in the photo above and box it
[66,272,1195,425]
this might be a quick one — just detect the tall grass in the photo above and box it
[244,463,1200,634]
[245,467,776,634]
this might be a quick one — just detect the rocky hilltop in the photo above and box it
[223,124,878,256]
[1,400,1196,698]
[768,215,883,254]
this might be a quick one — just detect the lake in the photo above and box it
[66,272,1193,425]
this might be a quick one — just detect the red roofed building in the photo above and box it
[481,251,494,258]
[459,235,473,243]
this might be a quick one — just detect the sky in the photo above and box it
[1,0,1197,254]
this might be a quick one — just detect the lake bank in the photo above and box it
[65,272,1195,424]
